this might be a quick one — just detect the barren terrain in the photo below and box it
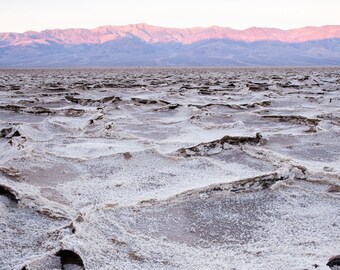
[0,68,339,270]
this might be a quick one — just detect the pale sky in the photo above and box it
[1,0,340,33]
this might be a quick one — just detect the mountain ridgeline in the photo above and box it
[1,24,340,66]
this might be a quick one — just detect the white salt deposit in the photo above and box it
[0,68,339,270]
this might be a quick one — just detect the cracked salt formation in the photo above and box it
[0,68,339,270]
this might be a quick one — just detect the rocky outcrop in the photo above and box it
[327,255,340,269]
[177,133,263,157]
[56,250,85,270]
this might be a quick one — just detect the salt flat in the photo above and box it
[0,68,339,270]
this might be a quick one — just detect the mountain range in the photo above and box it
[1,24,340,66]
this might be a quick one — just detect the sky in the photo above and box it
[1,0,340,33]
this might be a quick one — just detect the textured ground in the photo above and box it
[0,68,339,270]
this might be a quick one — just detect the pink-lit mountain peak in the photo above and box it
[1,24,340,47]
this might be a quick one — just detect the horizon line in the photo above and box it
[2,23,340,34]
